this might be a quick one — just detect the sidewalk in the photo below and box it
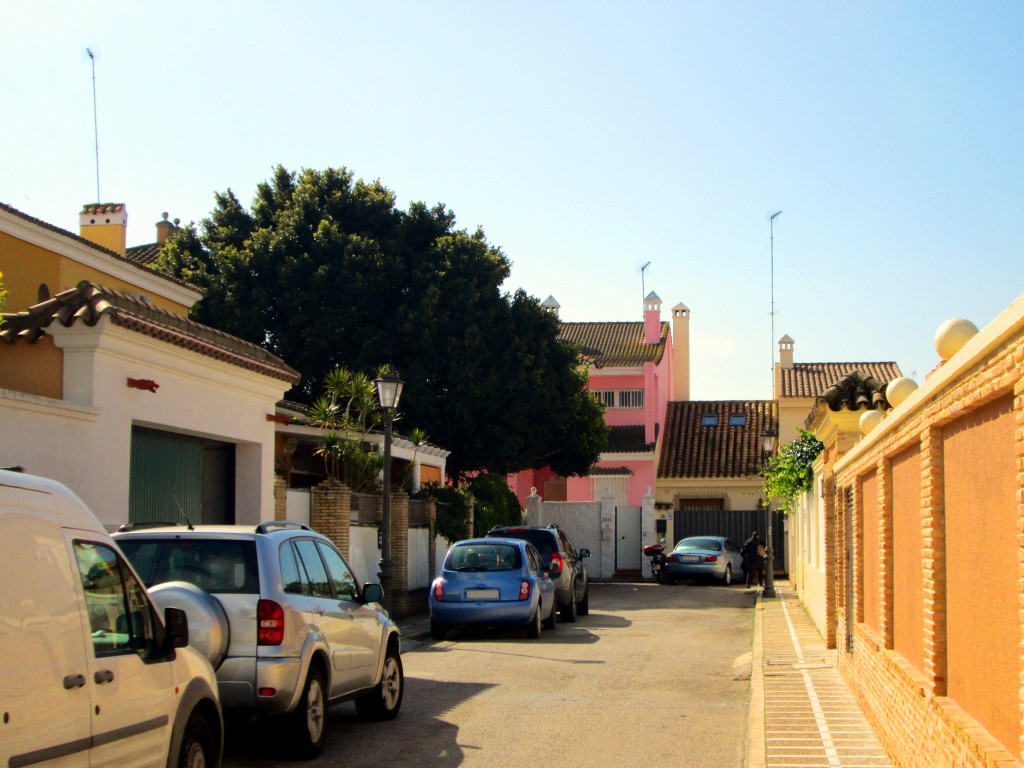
[749,581,892,768]
[396,582,894,768]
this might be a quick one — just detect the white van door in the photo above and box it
[68,535,174,768]
[0,500,92,767]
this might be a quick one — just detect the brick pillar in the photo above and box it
[878,456,894,650]
[273,474,287,521]
[920,426,946,696]
[311,479,351,560]
[388,492,411,618]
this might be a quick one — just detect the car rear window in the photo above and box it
[446,543,521,572]
[117,538,259,594]
[487,529,555,558]
[676,538,722,552]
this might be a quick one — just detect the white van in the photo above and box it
[0,469,223,768]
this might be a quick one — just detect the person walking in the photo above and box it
[742,531,766,588]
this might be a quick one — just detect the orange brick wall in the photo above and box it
[833,317,1024,768]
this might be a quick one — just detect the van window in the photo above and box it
[73,541,157,657]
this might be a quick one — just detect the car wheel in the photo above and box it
[177,710,215,768]
[287,665,327,759]
[356,641,404,721]
[560,587,578,623]
[723,564,733,586]
[577,584,589,616]
[527,607,542,639]
[430,617,447,640]
[542,598,557,630]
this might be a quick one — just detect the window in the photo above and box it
[74,540,157,657]
[596,389,644,409]
[701,414,719,427]
[295,539,332,597]
[618,389,644,409]
[729,413,746,427]
[317,542,359,601]
[280,541,311,595]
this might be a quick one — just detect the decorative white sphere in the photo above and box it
[860,409,884,434]
[934,317,979,361]
[886,376,918,407]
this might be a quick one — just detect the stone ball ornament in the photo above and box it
[934,317,979,361]
[860,409,884,434]
[885,376,919,407]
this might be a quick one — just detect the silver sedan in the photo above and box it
[662,536,744,585]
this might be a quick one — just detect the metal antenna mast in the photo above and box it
[641,261,651,299]
[87,49,100,202]
[769,211,782,392]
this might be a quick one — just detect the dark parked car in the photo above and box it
[485,524,590,621]
[662,536,743,585]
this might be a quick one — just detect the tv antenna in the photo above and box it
[640,261,651,299]
[87,48,100,203]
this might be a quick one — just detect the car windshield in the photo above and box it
[675,538,722,552]
[447,544,521,572]
[117,538,259,594]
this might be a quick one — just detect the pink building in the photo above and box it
[509,293,690,509]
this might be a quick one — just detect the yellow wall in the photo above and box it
[0,335,62,398]
[0,231,189,315]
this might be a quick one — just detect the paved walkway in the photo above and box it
[749,582,892,768]
[398,580,894,768]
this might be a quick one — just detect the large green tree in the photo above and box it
[156,165,607,481]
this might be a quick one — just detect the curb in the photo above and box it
[747,588,766,768]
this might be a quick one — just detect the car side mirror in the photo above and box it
[363,583,383,604]
[579,548,590,558]
[164,606,189,649]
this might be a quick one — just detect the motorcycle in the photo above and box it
[643,541,667,584]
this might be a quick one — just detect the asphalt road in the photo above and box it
[223,581,757,768]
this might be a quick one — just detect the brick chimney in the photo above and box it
[155,212,180,245]
[79,203,127,255]
[541,295,560,317]
[644,291,662,344]
[779,335,795,369]
[672,303,690,401]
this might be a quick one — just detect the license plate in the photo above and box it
[465,589,500,600]
[681,555,700,562]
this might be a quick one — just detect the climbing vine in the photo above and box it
[763,428,824,514]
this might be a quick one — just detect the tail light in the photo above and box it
[519,580,531,601]
[432,579,445,601]
[665,554,678,563]
[705,555,718,562]
[257,599,285,646]
[549,552,565,575]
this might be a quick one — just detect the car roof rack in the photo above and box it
[255,521,312,534]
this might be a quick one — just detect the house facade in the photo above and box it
[0,202,301,528]
[508,292,687,510]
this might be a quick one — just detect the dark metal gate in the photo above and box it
[673,506,786,576]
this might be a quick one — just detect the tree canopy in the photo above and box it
[763,428,825,514]
[156,165,607,481]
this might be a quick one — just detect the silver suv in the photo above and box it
[485,524,590,621]
[115,521,403,759]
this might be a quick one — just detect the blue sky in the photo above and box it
[4,2,1022,401]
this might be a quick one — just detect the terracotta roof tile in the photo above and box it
[559,321,669,368]
[125,242,163,266]
[1,281,299,384]
[590,466,634,476]
[817,371,891,413]
[658,400,778,479]
[606,424,656,453]
[777,361,902,399]
[0,202,200,294]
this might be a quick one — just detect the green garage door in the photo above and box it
[129,428,203,525]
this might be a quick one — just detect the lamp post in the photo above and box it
[761,425,778,598]
[374,370,404,613]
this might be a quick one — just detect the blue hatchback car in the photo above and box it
[430,537,557,640]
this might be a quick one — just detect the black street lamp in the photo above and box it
[761,425,778,598]
[374,370,404,613]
